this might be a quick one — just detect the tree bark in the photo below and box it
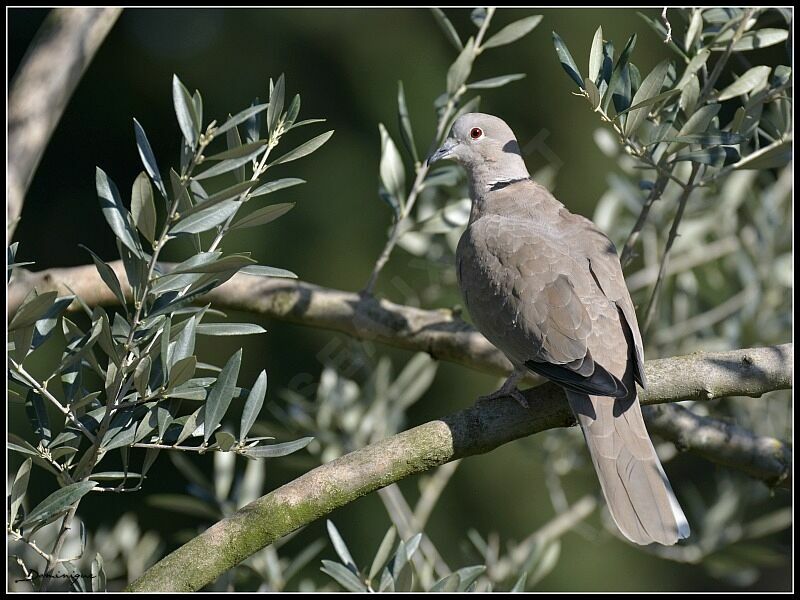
[8,7,122,244]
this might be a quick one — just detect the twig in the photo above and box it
[620,173,670,268]
[10,360,97,443]
[8,8,122,245]
[698,8,756,104]
[642,163,701,334]
[626,235,739,292]
[653,285,756,345]
[661,7,672,44]
[362,9,496,295]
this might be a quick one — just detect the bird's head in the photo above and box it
[427,113,530,186]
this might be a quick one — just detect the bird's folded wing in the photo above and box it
[485,218,627,397]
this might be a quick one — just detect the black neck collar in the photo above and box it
[488,177,530,191]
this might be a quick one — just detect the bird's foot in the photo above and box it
[478,387,529,409]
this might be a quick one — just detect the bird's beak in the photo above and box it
[427,139,457,166]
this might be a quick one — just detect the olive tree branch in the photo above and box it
[8,7,122,245]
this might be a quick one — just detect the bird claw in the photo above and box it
[478,388,529,409]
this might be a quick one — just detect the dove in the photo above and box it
[428,113,689,546]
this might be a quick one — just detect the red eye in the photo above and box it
[470,127,483,139]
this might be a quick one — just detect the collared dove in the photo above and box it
[429,113,689,546]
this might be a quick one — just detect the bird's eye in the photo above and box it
[470,127,483,140]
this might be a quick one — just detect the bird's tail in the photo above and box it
[566,390,690,545]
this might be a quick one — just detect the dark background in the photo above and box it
[8,8,791,591]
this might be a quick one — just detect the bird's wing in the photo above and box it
[473,214,626,397]
[567,213,647,388]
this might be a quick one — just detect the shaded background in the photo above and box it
[8,8,792,591]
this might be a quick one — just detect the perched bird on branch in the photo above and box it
[428,113,690,545]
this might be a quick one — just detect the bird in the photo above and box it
[427,113,690,546]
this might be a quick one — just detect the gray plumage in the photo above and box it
[429,113,689,546]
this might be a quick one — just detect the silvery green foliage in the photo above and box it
[319,519,566,592]
[367,8,542,293]
[552,8,791,586]
[7,74,330,589]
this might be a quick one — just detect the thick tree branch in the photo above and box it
[8,7,122,244]
[127,346,791,591]
[10,263,793,399]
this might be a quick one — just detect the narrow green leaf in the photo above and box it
[268,73,286,134]
[134,355,152,398]
[10,458,32,527]
[288,118,326,131]
[175,406,205,445]
[21,481,98,530]
[239,265,297,278]
[685,10,703,52]
[680,74,700,114]
[447,37,475,95]
[717,66,771,101]
[9,291,58,330]
[588,26,604,83]
[240,370,267,441]
[624,59,670,136]
[133,118,167,199]
[270,130,334,166]
[225,114,246,183]
[180,180,257,218]
[661,132,745,145]
[192,90,203,129]
[327,520,358,572]
[321,560,368,592]
[730,28,788,51]
[80,245,127,309]
[483,15,542,49]
[25,390,51,444]
[430,8,462,51]
[676,49,711,88]
[214,103,269,137]
[203,349,242,442]
[584,78,601,109]
[456,565,486,592]
[230,202,294,230]
[241,436,313,458]
[397,81,418,163]
[88,471,143,481]
[378,123,406,205]
[169,200,239,235]
[249,178,305,198]
[602,33,636,113]
[667,103,721,153]
[214,431,236,451]
[196,323,266,336]
[92,553,107,592]
[172,315,197,364]
[552,31,583,89]
[431,573,461,592]
[285,94,301,129]
[369,527,397,582]
[734,139,792,170]
[12,324,35,362]
[194,146,266,180]
[673,146,739,165]
[96,167,142,257]
[206,140,268,161]
[169,356,197,389]
[511,571,527,592]
[172,75,199,148]
[131,172,157,244]
[466,73,526,89]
